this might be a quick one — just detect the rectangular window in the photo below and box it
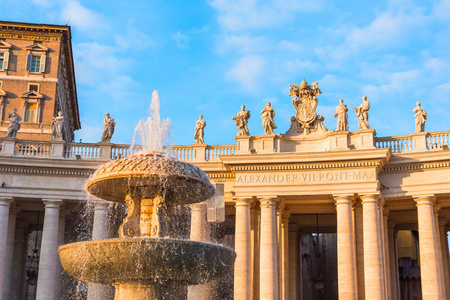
[0,53,3,70]
[29,84,39,92]
[25,103,37,122]
[31,56,41,73]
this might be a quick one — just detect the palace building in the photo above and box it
[0,21,450,300]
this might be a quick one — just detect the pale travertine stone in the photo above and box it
[36,199,63,300]
[388,221,400,300]
[194,115,206,144]
[361,194,385,300]
[415,196,443,300]
[87,200,114,300]
[232,105,251,136]
[438,218,450,300]
[0,198,12,298]
[353,96,370,130]
[413,101,427,133]
[1,204,17,300]
[334,195,358,299]
[234,197,252,300]
[188,203,211,300]
[288,224,299,300]
[259,197,279,300]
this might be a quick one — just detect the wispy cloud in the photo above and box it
[226,55,265,92]
[171,31,189,49]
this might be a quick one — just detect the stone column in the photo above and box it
[11,220,27,300]
[234,197,252,300]
[2,206,20,300]
[361,194,384,300]
[414,196,443,299]
[354,200,365,300]
[288,224,299,300]
[334,195,358,299]
[281,212,290,300]
[36,199,63,300]
[55,208,69,300]
[252,204,261,300]
[87,200,114,300]
[382,207,392,300]
[438,218,450,300]
[259,197,278,300]
[188,202,210,300]
[433,206,446,298]
[0,197,12,297]
[387,221,400,300]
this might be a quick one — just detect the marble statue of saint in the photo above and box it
[232,105,251,136]
[353,96,370,130]
[101,113,115,143]
[333,99,348,131]
[261,102,277,135]
[194,115,206,144]
[6,108,22,138]
[51,111,64,141]
[413,101,427,133]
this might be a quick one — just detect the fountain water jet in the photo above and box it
[59,91,236,299]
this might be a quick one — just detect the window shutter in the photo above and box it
[26,53,32,71]
[3,52,9,70]
[40,54,46,73]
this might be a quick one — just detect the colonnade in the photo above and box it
[232,194,450,300]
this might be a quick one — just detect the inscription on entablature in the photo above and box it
[236,170,376,185]
[0,33,60,42]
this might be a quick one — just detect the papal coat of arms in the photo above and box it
[286,79,328,135]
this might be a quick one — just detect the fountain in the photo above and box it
[58,91,236,299]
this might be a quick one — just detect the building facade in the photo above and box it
[0,21,80,142]
[0,21,449,300]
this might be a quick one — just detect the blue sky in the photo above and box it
[1,0,450,145]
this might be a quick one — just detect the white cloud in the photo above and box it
[61,0,107,32]
[209,0,323,31]
[217,35,271,55]
[76,122,102,143]
[115,27,155,50]
[226,55,265,91]
[171,31,189,49]
[73,42,131,85]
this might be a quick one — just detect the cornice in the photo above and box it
[0,165,93,177]
[382,161,450,173]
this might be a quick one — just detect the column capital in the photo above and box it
[413,195,436,206]
[0,197,13,207]
[383,206,390,216]
[433,204,441,214]
[9,206,21,216]
[258,196,278,208]
[288,222,298,232]
[387,220,396,230]
[42,199,63,209]
[282,210,291,222]
[333,194,355,206]
[438,217,447,228]
[233,197,253,207]
[94,199,110,210]
[360,193,381,205]
[189,202,208,212]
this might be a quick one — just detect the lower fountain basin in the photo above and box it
[59,237,236,286]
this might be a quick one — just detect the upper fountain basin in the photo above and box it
[85,153,215,204]
[58,237,236,286]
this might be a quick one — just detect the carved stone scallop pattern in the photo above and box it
[86,154,215,204]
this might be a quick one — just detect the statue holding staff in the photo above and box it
[232,105,251,136]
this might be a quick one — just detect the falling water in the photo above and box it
[131,90,174,156]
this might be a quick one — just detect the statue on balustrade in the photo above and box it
[232,105,251,136]
[51,111,64,141]
[353,96,371,130]
[6,108,21,138]
[194,115,206,144]
[413,101,427,133]
[285,78,328,135]
[334,99,348,131]
[101,113,115,143]
[261,102,277,135]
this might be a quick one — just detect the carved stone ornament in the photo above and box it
[285,79,328,135]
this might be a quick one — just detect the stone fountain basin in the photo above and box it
[85,155,216,204]
[59,237,236,286]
